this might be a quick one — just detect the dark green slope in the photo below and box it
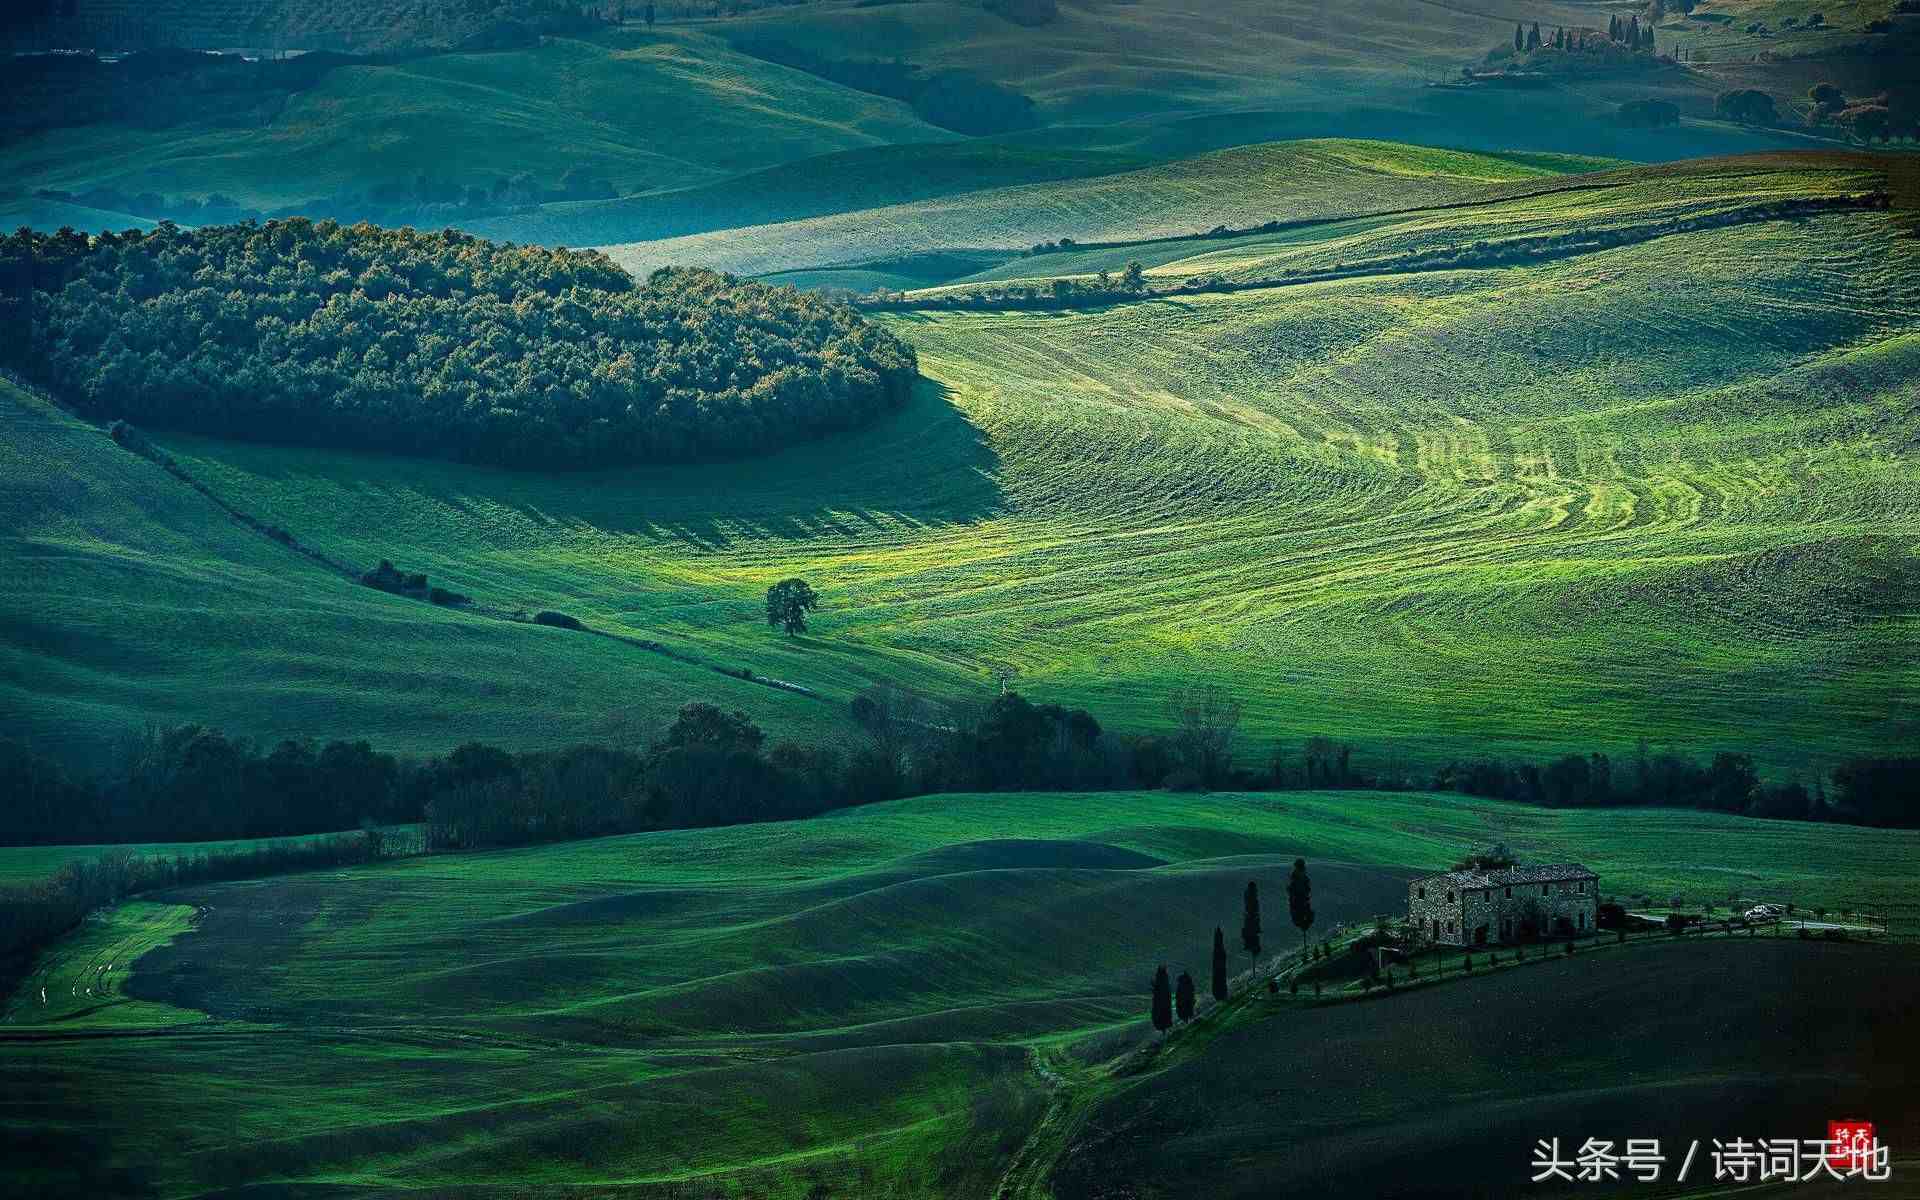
[0,380,842,764]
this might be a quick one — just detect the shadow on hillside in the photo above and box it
[179,378,1005,552]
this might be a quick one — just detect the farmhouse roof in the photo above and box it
[1414,863,1597,888]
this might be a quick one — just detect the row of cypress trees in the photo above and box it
[1151,860,1317,1035]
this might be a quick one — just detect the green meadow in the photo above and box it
[4,0,1918,1194]
[7,150,1903,773]
[0,29,951,213]
[598,139,1617,280]
[0,828,420,885]
[0,378,841,762]
[5,787,1914,1195]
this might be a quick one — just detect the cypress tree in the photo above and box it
[1211,926,1229,1002]
[1528,22,1541,50]
[1176,971,1197,1022]
[1241,880,1263,966]
[1288,858,1316,952]
[1628,15,1641,46]
[1151,965,1172,1036]
[1609,14,1621,41]
[1514,22,1525,52]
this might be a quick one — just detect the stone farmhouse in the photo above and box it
[1408,863,1598,946]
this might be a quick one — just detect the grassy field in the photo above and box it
[599,138,1617,280]
[0,378,843,763]
[0,827,420,885]
[1052,937,1920,1198]
[922,151,1887,288]
[15,152,1897,774]
[2,787,1914,1195]
[0,29,950,214]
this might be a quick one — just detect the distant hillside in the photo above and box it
[3,0,1868,244]
[597,140,1616,279]
[0,30,951,218]
[2,0,603,52]
[461,140,1156,249]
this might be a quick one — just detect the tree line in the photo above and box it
[0,220,918,468]
[8,683,1912,854]
[1150,862,1317,1035]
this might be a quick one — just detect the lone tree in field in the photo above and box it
[1241,880,1263,968]
[1151,965,1173,1036]
[1288,857,1315,953]
[1211,926,1229,1002]
[1120,261,1145,292]
[1175,970,1197,1022]
[765,578,820,636]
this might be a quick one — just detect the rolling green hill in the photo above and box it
[4,787,1915,1195]
[5,0,1865,243]
[0,378,843,764]
[18,151,1905,774]
[598,138,1618,280]
[0,30,952,215]
[1051,937,1920,1199]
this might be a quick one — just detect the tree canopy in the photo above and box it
[766,578,821,636]
[3,220,917,468]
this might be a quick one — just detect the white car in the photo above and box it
[1744,904,1782,921]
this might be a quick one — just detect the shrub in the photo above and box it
[1715,88,1778,124]
[533,610,584,630]
[427,587,468,606]
[1616,98,1680,127]
[1564,940,1575,957]
[361,560,427,596]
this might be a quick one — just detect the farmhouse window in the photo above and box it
[1505,886,1512,898]
[1447,890,1454,903]
[1418,886,1426,900]
[1578,881,1586,893]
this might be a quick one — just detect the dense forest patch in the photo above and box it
[1,221,917,467]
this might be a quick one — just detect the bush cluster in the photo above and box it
[2,220,917,468]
